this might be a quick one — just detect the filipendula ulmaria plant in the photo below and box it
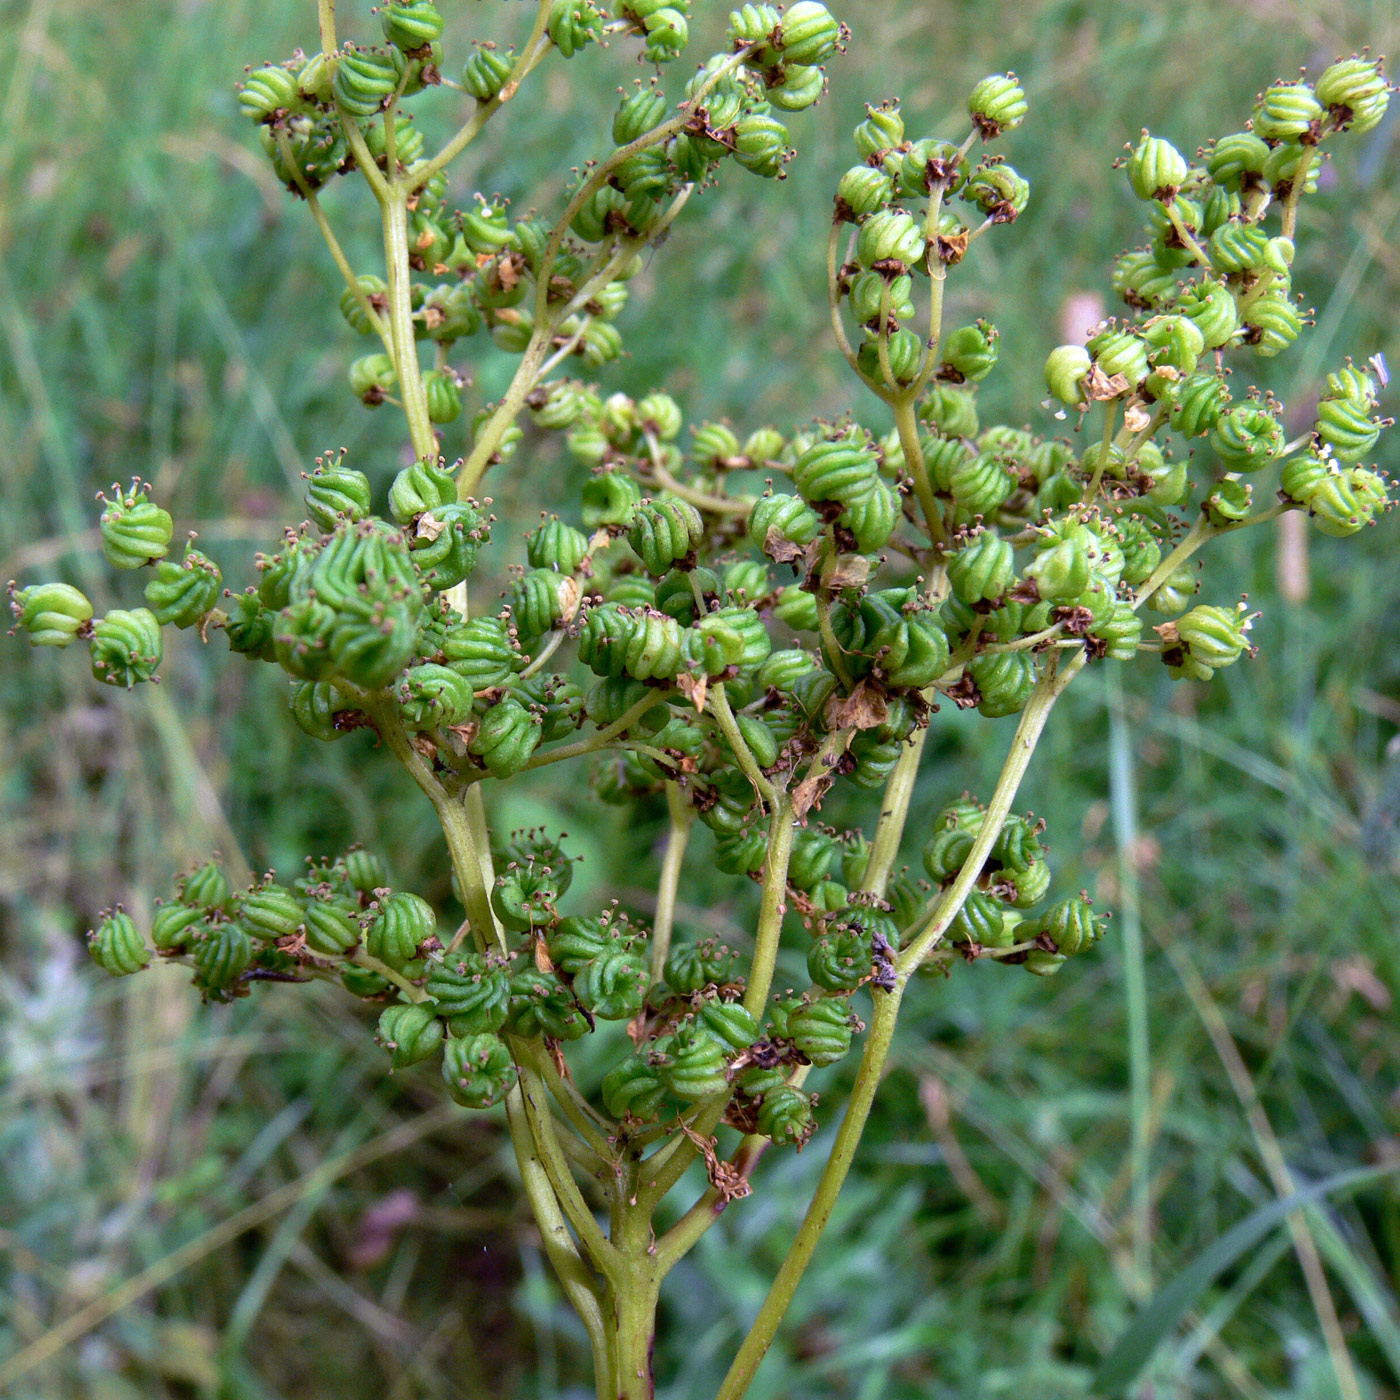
[7,10,1393,1397]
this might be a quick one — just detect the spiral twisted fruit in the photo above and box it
[99,482,174,570]
[90,608,163,687]
[442,1033,515,1108]
[9,582,92,647]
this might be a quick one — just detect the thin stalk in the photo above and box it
[318,0,336,54]
[825,223,863,378]
[902,650,1086,970]
[742,799,796,1019]
[1107,668,1152,1290]
[715,984,904,1400]
[1164,199,1210,265]
[414,0,555,187]
[273,131,393,355]
[381,189,437,460]
[710,682,777,807]
[1279,147,1316,242]
[651,786,694,984]
[859,724,929,898]
[1130,514,1214,612]
[1084,399,1120,503]
[892,394,947,547]
[525,690,671,770]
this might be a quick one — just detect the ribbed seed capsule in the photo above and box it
[948,452,1014,516]
[1315,396,1382,462]
[629,498,705,575]
[1253,81,1323,141]
[426,952,510,1033]
[365,891,435,970]
[947,888,1013,947]
[1209,403,1284,471]
[1176,281,1240,350]
[1316,57,1390,133]
[9,581,92,647]
[967,651,1036,718]
[380,1,444,51]
[144,548,222,629]
[333,47,398,116]
[1168,603,1254,677]
[236,884,305,942]
[238,65,301,122]
[787,999,855,1066]
[548,0,605,57]
[99,483,174,570]
[757,1085,815,1146]
[504,969,588,1040]
[968,72,1027,136]
[654,1024,729,1100]
[602,1055,669,1120]
[442,1033,515,1108]
[442,617,516,691]
[1127,132,1188,200]
[854,210,926,270]
[573,947,649,1020]
[378,1003,445,1068]
[88,910,151,975]
[1036,896,1105,956]
[302,900,362,955]
[90,609,163,688]
[191,921,254,994]
[470,699,543,776]
[1170,373,1231,438]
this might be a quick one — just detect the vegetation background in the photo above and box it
[2,0,1399,1396]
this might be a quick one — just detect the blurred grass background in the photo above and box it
[3,0,1400,1397]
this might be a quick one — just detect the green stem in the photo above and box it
[742,799,796,1019]
[318,0,336,54]
[1084,399,1120,503]
[381,188,437,460]
[901,650,1085,971]
[858,723,929,898]
[710,682,777,807]
[525,690,671,770]
[714,984,905,1400]
[1279,147,1315,242]
[825,223,863,379]
[414,0,555,188]
[892,394,946,547]
[651,786,694,985]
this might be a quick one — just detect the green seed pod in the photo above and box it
[767,67,827,113]
[394,663,473,729]
[380,0,443,50]
[941,321,1000,383]
[968,72,1027,136]
[88,910,150,976]
[545,915,615,976]
[754,647,816,694]
[727,712,778,769]
[754,1084,814,1146]
[1316,56,1390,132]
[362,890,434,969]
[377,1003,445,1068]
[641,8,688,64]
[389,457,457,523]
[1278,453,1333,506]
[441,617,515,691]
[1023,948,1067,976]
[787,998,855,1066]
[1086,326,1150,388]
[807,925,870,993]
[727,110,788,178]
[151,900,205,952]
[144,547,222,629]
[1002,857,1052,908]
[289,678,347,741]
[1145,561,1199,615]
[783,825,836,892]
[177,861,231,916]
[1170,372,1231,438]
[629,499,705,575]
[1305,469,1378,537]
[580,468,642,530]
[1206,221,1271,277]
[1315,395,1382,463]
[340,848,388,898]
[300,899,361,955]
[992,814,1044,873]
[654,1023,729,1100]
[1176,280,1240,350]
[749,492,823,557]
[698,998,760,1051]
[491,866,560,934]
[923,824,976,884]
[1143,314,1205,377]
[461,43,514,101]
[837,164,894,219]
[964,162,1030,220]
[547,0,604,55]
[506,569,567,643]
[948,452,1014,517]
[1324,362,1380,411]
[837,476,899,553]
[421,370,462,425]
[1090,600,1143,662]
[946,888,1012,947]
[664,938,740,994]
[848,270,915,326]
[1170,603,1253,676]
[713,820,769,875]
[1207,132,1270,190]
[8,581,92,647]
[1261,141,1318,196]
[90,608,163,688]
[1036,896,1104,956]
[470,699,543,777]
[853,100,903,159]
[459,197,513,257]
[1199,184,1244,236]
[773,1,840,64]
[967,650,1036,718]
[1243,293,1302,358]
[774,584,820,633]
[899,139,971,198]
[412,501,488,593]
[1203,478,1252,529]
[855,209,926,270]
[190,921,253,995]
[1127,132,1188,200]
[305,463,373,531]
[442,1032,515,1109]
[236,883,306,942]
[1044,345,1093,408]
[919,385,979,438]
[602,1054,669,1120]
[332,46,397,117]
[1210,402,1284,471]
[426,952,510,1032]
[723,560,772,605]
[238,64,302,122]
[349,352,398,404]
[336,964,388,999]
[612,85,667,146]
[98,482,173,570]
[504,969,587,1040]
[693,605,771,672]
[946,532,1014,606]
[526,516,590,574]
[1253,81,1323,141]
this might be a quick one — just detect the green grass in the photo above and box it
[3,0,1400,1397]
